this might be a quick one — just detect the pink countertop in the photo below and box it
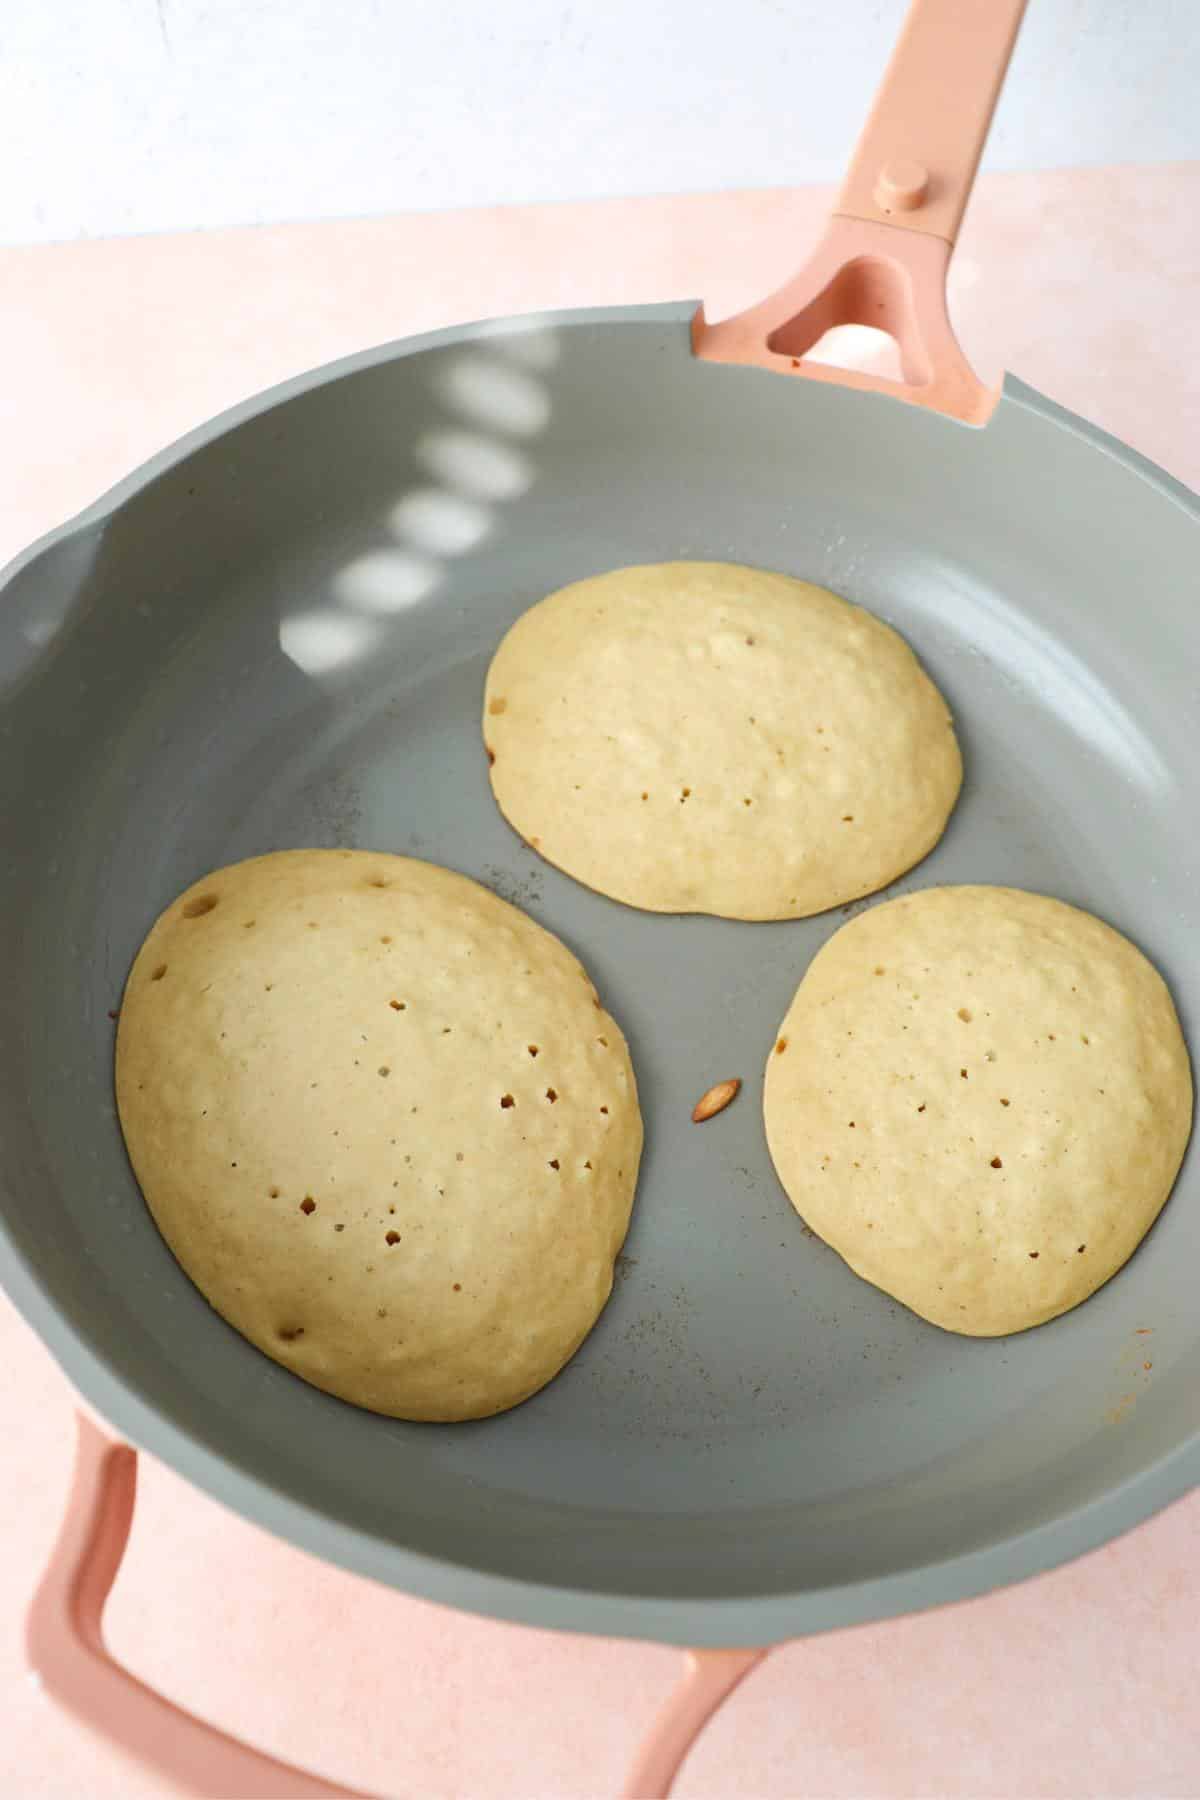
[3,165,1200,1799]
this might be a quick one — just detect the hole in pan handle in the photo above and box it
[693,0,1030,424]
[26,1414,368,1800]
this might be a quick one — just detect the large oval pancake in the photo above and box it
[764,886,1192,1336]
[116,850,643,1420]
[483,561,962,919]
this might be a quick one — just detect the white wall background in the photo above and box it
[4,0,1197,246]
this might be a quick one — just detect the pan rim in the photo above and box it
[6,1227,1200,1647]
[6,296,1197,597]
[3,303,1199,1644]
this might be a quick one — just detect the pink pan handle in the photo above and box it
[29,1416,766,1799]
[622,1649,769,1799]
[693,0,1029,422]
[26,1414,369,1799]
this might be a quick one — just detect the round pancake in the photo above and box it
[764,886,1192,1336]
[115,850,642,1420]
[483,561,962,920]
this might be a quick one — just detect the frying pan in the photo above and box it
[5,1,1200,1793]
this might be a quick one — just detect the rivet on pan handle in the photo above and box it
[693,0,1029,424]
[26,1414,370,1800]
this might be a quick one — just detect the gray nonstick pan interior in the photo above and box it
[2,304,1198,1647]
